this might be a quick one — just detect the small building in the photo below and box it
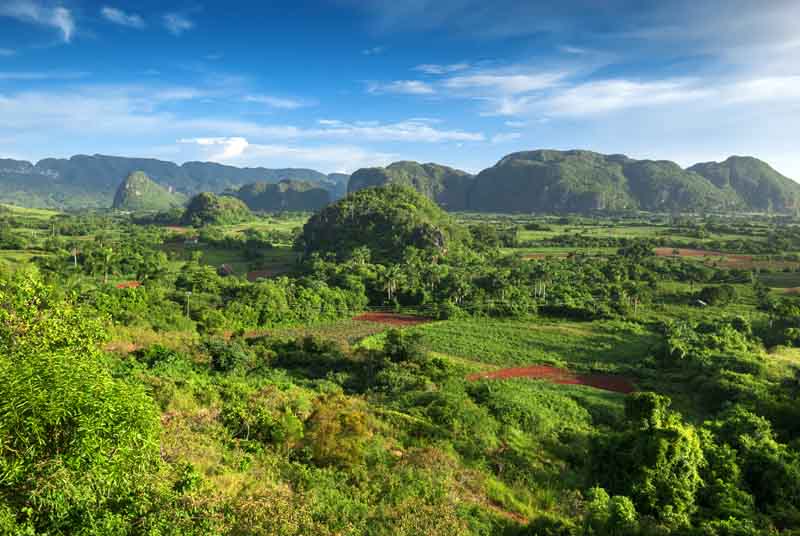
[218,264,234,277]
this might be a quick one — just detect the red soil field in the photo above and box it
[353,312,433,327]
[468,364,636,394]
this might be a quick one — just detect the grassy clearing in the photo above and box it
[402,318,658,374]
[259,319,393,349]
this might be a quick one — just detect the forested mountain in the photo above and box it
[112,171,186,211]
[0,154,347,209]
[689,156,800,212]
[349,150,800,214]
[182,192,252,226]
[470,150,743,213]
[348,161,474,210]
[233,180,331,211]
[301,184,467,263]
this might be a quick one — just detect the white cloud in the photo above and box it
[0,71,88,81]
[725,76,800,103]
[179,137,396,173]
[445,72,566,94]
[541,78,714,117]
[362,46,385,56]
[101,6,145,29]
[367,80,436,95]
[306,118,483,142]
[0,0,75,42]
[504,120,527,128]
[0,86,484,144]
[179,137,249,159]
[0,49,16,57]
[244,94,316,109]
[163,13,193,36]
[414,63,470,75]
[559,45,587,55]
[491,132,522,144]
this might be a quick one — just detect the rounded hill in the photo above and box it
[300,184,467,263]
[181,192,252,226]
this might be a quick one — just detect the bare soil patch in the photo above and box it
[468,364,635,394]
[353,312,433,327]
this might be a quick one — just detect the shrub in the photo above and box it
[305,394,372,469]
[698,284,737,306]
[205,338,251,372]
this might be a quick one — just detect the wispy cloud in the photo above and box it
[101,6,145,29]
[414,63,470,75]
[0,0,75,43]
[540,78,713,117]
[491,132,522,144]
[725,76,800,103]
[444,72,566,95]
[559,45,587,55]
[0,71,88,81]
[0,86,484,145]
[362,46,385,56]
[244,94,316,109]
[179,137,250,159]
[178,136,396,172]
[367,80,436,95]
[304,118,484,142]
[163,12,194,36]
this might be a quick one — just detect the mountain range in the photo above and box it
[1,150,798,214]
[349,151,800,214]
[0,154,348,209]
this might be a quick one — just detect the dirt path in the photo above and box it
[353,312,433,327]
[468,364,635,394]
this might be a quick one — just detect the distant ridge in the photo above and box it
[349,150,800,214]
[0,154,348,209]
[232,180,331,211]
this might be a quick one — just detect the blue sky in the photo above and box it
[1,0,799,178]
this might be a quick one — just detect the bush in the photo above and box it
[698,284,737,306]
[205,338,251,372]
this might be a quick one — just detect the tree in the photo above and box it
[592,392,705,528]
[0,271,162,533]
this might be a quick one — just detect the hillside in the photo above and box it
[348,161,474,210]
[0,154,347,209]
[470,150,742,213]
[112,171,185,211]
[349,150,798,214]
[233,180,331,211]
[182,192,252,226]
[689,156,800,212]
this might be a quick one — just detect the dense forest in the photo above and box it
[1,184,800,534]
[349,152,800,214]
